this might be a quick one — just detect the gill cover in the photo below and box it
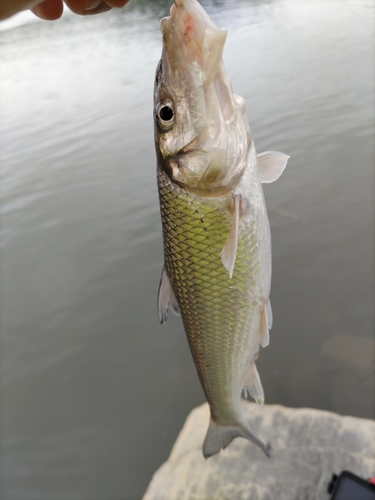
[154,0,251,196]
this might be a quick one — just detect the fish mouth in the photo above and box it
[161,0,227,83]
[165,147,245,197]
[163,142,208,188]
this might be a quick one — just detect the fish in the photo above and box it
[154,0,289,458]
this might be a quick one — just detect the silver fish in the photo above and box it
[154,0,289,458]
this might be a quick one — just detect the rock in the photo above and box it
[143,403,375,500]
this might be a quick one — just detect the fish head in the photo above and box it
[154,0,251,196]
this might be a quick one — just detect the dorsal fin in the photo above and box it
[157,267,180,324]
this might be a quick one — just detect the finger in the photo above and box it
[31,0,64,19]
[0,0,42,20]
[63,0,103,14]
[64,0,130,15]
[104,0,131,7]
[82,1,111,15]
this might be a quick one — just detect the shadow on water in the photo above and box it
[0,0,374,499]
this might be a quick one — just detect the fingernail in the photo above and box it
[82,2,112,15]
[83,0,104,11]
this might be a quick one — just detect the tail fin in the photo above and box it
[202,417,270,459]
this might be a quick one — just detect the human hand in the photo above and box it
[0,0,131,21]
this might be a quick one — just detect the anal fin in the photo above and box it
[221,193,242,278]
[242,357,264,405]
[157,267,180,324]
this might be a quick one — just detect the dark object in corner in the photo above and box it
[328,471,375,500]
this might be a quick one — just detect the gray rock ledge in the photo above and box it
[143,402,375,500]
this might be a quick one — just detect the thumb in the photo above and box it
[30,0,63,20]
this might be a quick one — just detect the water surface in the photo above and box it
[0,0,374,499]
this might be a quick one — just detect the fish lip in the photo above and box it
[160,131,203,161]
[165,156,181,179]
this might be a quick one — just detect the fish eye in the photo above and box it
[155,100,175,130]
[159,105,174,122]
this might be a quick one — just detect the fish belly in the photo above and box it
[158,168,268,425]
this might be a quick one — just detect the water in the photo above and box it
[0,0,374,498]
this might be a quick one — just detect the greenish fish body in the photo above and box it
[154,0,289,458]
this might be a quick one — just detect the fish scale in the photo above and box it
[158,168,261,423]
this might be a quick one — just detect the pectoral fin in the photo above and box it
[221,194,242,278]
[257,151,289,183]
[157,267,180,324]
